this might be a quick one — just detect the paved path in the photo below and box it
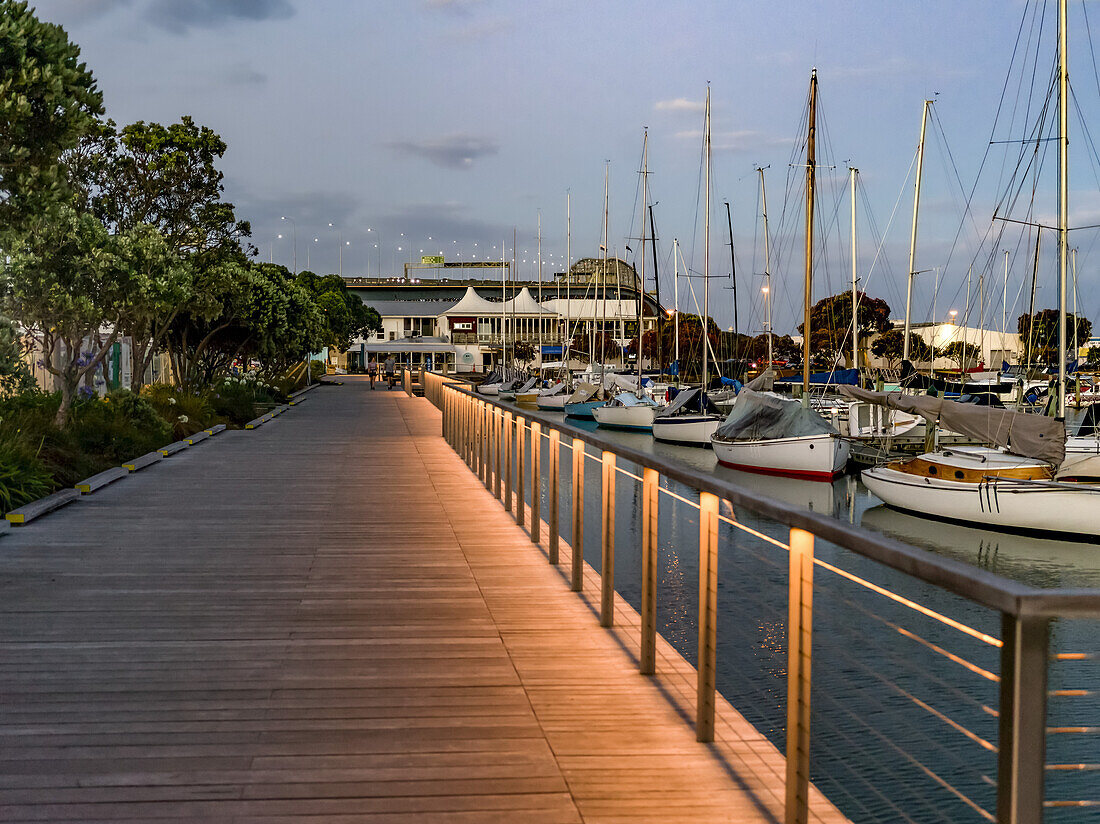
[0,380,846,823]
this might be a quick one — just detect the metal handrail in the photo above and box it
[421,370,1097,824]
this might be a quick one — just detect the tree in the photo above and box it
[296,272,381,352]
[941,340,981,370]
[4,206,146,425]
[660,313,719,379]
[1088,345,1100,366]
[570,331,616,363]
[871,329,934,367]
[797,291,891,367]
[73,117,253,387]
[1017,310,1093,364]
[0,315,33,397]
[0,0,103,231]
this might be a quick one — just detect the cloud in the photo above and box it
[674,129,794,154]
[34,0,133,24]
[425,0,484,15]
[225,62,268,86]
[386,134,499,170]
[376,202,513,248]
[654,97,706,114]
[145,0,294,34]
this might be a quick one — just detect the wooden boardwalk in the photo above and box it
[0,380,847,823]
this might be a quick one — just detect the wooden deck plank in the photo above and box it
[0,380,848,823]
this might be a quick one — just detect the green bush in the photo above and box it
[141,384,215,436]
[212,375,278,424]
[69,391,171,461]
[0,431,53,511]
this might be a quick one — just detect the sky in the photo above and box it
[30,0,1100,335]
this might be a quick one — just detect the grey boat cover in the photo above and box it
[840,386,1065,465]
[744,369,775,392]
[713,389,838,441]
[655,387,722,418]
[567,383,600,404]
[515,377,539,393]
[539,382,568,397]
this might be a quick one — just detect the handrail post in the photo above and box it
[640,467,659,675]
[548,429,560,564]
[600,451,616,628]
[697,491,719,742]
[503,411,513,512]
[530,422,542,544]
[476,402,485,483]
[483,405,493,492]
[493,409,502,500]
[516,417,526,527]
[462,396,471,466]
[996,614,1049,824]
[785,527,814,824]
[571,438,584,592]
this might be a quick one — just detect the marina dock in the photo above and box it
[0,380,846,823]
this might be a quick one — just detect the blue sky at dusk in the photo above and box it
[32,0,1100,335]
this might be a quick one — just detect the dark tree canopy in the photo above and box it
[871,329,934,366]
[941,340,981,369]
[797,291,892,367]
[1017,310,1092,363]
[0,0,103,230]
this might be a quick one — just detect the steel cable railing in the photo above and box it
[422,372,1100,824]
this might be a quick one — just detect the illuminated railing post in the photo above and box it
[493,409,502,500]
[483,405,493,492]
[600,451,616,628]
[697,491,719,742]
[548,429,560,565]
[996,615,1050,824]
[462,396,471,466]
[476,402,485,483]
[571,438,584,592]
[785,527,814,824]
[503,411,513,512]
[516,418,526,528]
[640,467,659,675]
[530,422,541,544]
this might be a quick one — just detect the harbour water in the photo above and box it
[501,399,1099,824]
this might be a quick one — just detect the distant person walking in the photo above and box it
[384,355,397,389]
[367,357,378,389]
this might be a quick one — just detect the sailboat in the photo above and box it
[537,193,575,411]
[709,70,850,479]
[594,129,662,432]
[653,89,723,446]
[860,1,1100,539]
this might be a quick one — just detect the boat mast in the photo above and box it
[703,87,712,396]
[1058,0,1069,418]
[537,211,542,371]
[674,239,680,377]
[501,238,507,371]
[599,162,609,377]
[725,201,738,376]
[802,69,817,396]
[565,192,571,377]
[903,99,932,365]
[850,166,859,371]
[759,167,773,368]
[638,129,648,390]
[648,204,662,378]
[1002,249,1009,362]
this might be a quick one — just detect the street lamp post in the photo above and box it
[280,216,297,274]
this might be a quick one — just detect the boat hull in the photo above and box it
[710,434,849,481]
[651,414,721,446]
[592,404,658,431]
[515,392,540,405]
[565,400,604,419]
[477,383,501,397]
[537,394,568,411]
[862,466,1100,539]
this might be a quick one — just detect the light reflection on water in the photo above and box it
[510,400,1099,823]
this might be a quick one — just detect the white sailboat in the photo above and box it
[653,89,722,446]
[709,69,849,479]
[858,0,1100,539]
[594,129,662,432]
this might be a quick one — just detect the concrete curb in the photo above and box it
[6,488,80,525]
[123,452,162,472]
[75,467,129,495]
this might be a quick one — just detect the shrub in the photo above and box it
[212,375,279,425]
[69,391,171,462]
[141,384,215,437]
[0,432,53,511]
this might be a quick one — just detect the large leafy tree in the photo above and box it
[296,271,382,353]
[1017,310,1092,364]
[942,340,981,370]
[797,291,892,367]
[72,116,252,387]
[0,314,33,397]
[3,206,155,424]
[871,329,935,367]
[0,0,103,232]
